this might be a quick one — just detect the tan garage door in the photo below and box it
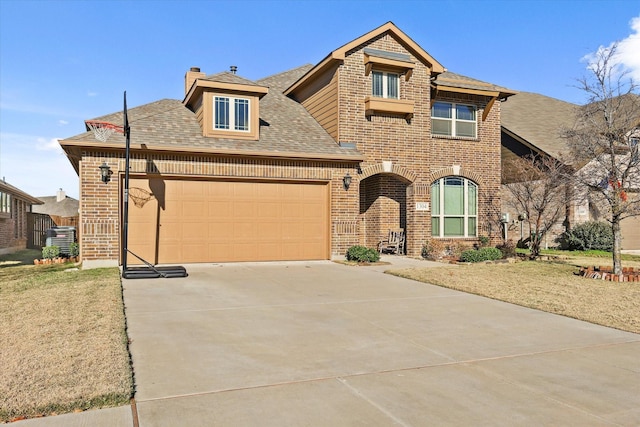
[621,216,640,250]
[125,177,329,264]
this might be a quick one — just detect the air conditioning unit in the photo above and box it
[45,226,76,255]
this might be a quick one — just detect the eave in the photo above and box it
[184,79,269,108]
[284,21,445,97]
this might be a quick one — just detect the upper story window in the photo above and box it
[0,192,11,214]
[431,177,477,238]
[214,96,250,132]
[372,71,399,99]
[431,102,477,138]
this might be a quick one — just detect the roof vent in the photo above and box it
[230,65,237,74]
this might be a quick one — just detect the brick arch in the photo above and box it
[359,163,417,183]
[427,166,484,186]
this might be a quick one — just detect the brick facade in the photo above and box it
[0,188,36,255]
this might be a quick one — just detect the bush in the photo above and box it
[460,247,503,263]
[42,245,60,260]
[496,240,517,258]
[346,245,380,263]
[421,239,446,260]
[478,236,490,247]
[69,242,79,257]
[558,221,613,251]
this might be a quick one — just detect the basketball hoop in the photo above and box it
[85,120,124,142]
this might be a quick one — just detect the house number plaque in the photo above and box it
[415,202,430,211]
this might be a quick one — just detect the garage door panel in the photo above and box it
[126,178,328,264]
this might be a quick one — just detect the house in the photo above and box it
[59,22,516,268]
[32,188,79,228]
[0,179,43,255]
[501,92,640,250]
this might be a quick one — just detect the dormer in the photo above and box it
[183,67,269,141]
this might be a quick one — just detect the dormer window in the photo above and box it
[214,96,250,131]
[372,71,399,99]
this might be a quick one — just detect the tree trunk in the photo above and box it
[612,219,622,275]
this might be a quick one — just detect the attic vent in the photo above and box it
[230,65,237,74]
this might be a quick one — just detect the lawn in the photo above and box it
[0,250,132,422]
[388,255,640,334]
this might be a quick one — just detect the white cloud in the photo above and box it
[583,15,640,82]
[58,120,69,125]
[36,137,63,152]
[87,91,98,97]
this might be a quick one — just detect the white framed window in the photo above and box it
[431,102,477,138]
[0,192,10,214]
[214,96,250,132]
[431,177,477,237]
[372,71,399,99]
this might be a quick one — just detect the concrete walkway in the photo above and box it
[15,256,640,426]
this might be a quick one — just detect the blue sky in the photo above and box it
[1,0,639,199]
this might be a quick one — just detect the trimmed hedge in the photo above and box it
[460,247,503,263]
[346,245,381,263]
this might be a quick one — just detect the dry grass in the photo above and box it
[389,259,640,334]
[0,250,132,422]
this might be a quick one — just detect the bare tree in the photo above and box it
[502,154,572,259]
[563,43,640,275]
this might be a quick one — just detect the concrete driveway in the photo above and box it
[120,260,640,426]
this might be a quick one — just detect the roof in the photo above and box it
[433,72,517,98]
[501,91,578,162]
[0,179,43,204]
[59,65,362,171]
[285,21,445,96]
[32,195,79,217]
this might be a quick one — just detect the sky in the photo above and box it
[1,0,639,200]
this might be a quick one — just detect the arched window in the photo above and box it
[431,177,477,237]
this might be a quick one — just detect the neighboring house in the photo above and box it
[60,22,516,268]
[0,179,43,255]
[501,92,640,250]
[32,188,79,228]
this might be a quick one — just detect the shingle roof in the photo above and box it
[434,71,516,97]
[0,179,42,204]
[61,65,360,161]
[32,195,79,217]
[202,71,260,86]
[501,91,578,161]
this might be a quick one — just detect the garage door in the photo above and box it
[125,178,329,264]
[621,216,640,250]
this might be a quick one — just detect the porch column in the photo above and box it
[406,183,430,257]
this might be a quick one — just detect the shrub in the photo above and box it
[421,239,446,260]
[42,245,60,260]
[558,221,613,251]
[496,240,517,258]
[69,242,79,257]
[460,247,503,263]
[478,235,490,247]
[346,245,380,263]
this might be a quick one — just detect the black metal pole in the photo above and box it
[122,91,130,273]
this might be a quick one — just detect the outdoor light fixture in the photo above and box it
[99,162,111,184]
[343,172,352,191]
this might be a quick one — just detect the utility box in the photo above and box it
[45,226,76,255]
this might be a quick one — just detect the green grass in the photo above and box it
[0,250,133,422]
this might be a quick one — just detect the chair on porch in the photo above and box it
[378,228,405,255]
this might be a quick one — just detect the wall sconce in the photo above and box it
[99,162,111,184]
[343,172,352,191]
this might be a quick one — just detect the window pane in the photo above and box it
[214,97,229,129]
[372,72,383,97]
[432,217,440,236]
[444,217,463,236]
[456,121,476,138]
[468,217,477,237]
[387,73,398,99]
[456,104,476,121]
[234,98,249,131]
[431,181,440,215]
[432,119,451,136]
[432,102,452,118]
[444,178,464,215]
[467,182,477,215]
